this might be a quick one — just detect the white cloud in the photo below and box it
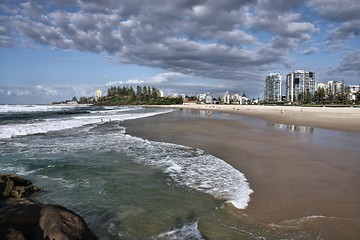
[151,72,185,83]
[127,79,145,84]
[35,85,58,96]
[3,89,33,96]
[308,0,360,22]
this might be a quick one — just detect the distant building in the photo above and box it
[316,80,345,95]
[286,69,316,102]
[197,93,206,103]
[232,94,248,105]
[197,93,213,104]
[328,80,345,95]
[232,94,241,104]
[348,85,360,101]
[205,94,213,104]
[316,82,327,91]
[221,91,231,104]
[264,72,282,103]
[95,89,102,101]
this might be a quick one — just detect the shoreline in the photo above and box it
[146,104,360,132]
[122,108,360,238]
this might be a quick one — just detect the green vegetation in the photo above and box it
[95,85,182,105]
[297,85,359,105]
[52,96,95,105]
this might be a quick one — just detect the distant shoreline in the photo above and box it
[146,104,360,132]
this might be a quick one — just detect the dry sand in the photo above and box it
[123,107,360,238]
[164,104,360,132]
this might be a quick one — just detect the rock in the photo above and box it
[0,201,43,239]
[0,174,39,199]
[2,228,26,240]
[11,185,40,199]
[0,174,99,240]
[39,205,98,240]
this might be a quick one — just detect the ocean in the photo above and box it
[0,105,255,239]
[2,105,359,239]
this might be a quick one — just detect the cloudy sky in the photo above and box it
[0,0,359,104]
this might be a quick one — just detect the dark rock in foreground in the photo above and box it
[0,174,98,240]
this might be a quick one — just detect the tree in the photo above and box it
[356,91,360,103]
[314,87,325,104]
[336,82,347,104]
[151,87,158,99]
[129,87,135,101]
[136,86,143,100]
[95,85,179,105]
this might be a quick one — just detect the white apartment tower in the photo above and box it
[264,72,282,102]
[95,89,102,101]
[286,70,316,102]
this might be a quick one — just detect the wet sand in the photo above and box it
[122,108,360,238]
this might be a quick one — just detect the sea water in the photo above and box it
[0,105,256,239]
[2,105,355,239]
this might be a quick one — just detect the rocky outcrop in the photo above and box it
[0,174,98,240]
[0,174,39,200]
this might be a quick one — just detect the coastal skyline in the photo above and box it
[1,0,360,104]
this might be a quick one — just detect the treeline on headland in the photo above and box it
[95,85,183,105]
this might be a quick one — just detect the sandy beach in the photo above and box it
[123,106,360,239]
[162,104,360,132]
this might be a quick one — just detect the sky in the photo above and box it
[0,0,360,104]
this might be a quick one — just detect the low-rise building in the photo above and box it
[197,93,213,104]
[348,85,360,101]
[221,91,231,104]
[232,94,248,105]
[205,94,213,104]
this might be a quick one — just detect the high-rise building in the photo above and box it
[286,70,316,102]
[95,89,102,101]
[264,72,282,102]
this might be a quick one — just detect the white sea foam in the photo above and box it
[122,135,253,209]
[154,221,204,240]
[89,106,142,114]
[0,104,69,113]
[0,109,173,139]
[0,164,38,176]
[37,175,76,188]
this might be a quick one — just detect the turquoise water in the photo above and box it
[0,105,254,239]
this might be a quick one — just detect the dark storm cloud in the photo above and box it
[1,0,359,89]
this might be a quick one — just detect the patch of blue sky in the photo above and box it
[0,46,163,87]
